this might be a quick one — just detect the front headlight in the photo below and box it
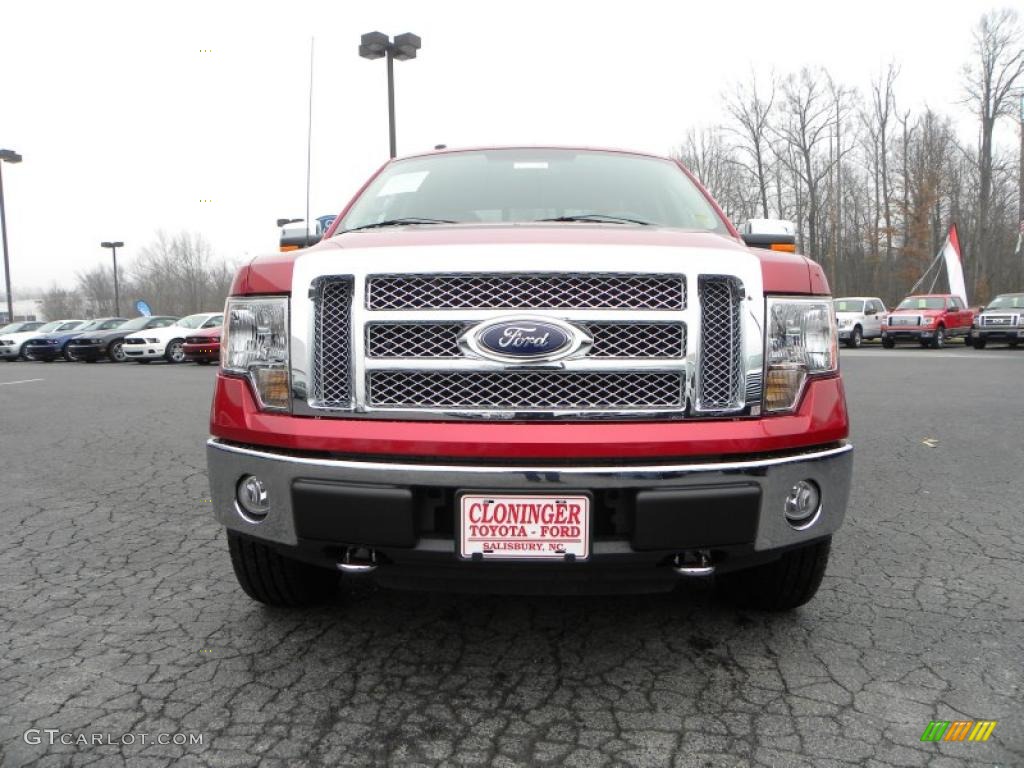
[765,298,837,413]
[222,297,290,411]
[920,317,934,326]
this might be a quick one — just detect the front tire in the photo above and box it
[717,538,831,611]
[63,344,77,362]
[108,340,126,363]
[227,530,338,607]
[164,339,186,363]
[929,326,945,349]
[845,326,863,348]
[973,337,987,349]
[881,337,895,349]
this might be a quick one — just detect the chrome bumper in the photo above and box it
[207,439,853,553]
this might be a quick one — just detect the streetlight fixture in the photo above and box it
[0,149,22,324]
[358,31,421,158]
[100,241,124,316]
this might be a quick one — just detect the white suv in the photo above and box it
[835,297,887,348]
[122,312,223,363]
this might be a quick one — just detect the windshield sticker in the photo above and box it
[377,171,429,196]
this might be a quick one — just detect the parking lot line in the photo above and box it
[0,378,44,387]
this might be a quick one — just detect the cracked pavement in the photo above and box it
[0,348,1021,766]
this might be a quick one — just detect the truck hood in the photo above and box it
[240,224,825,295]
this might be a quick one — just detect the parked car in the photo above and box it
[182,325,222,364]
[122,312,223,363]
[834,297,887,348]
[68,315,180,362]
[971,292,1024,349]
[881,294,973,348]
[20,319,98,361]
[0,321,47,361]
[208,145,853,611]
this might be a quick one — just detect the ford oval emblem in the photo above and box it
[463,317,589,363]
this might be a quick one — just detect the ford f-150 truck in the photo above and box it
[207,147,852,610]
[970,292,1024,348]
[881,294,973,348]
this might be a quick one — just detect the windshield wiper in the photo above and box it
[534,213,653,226]
[342,217,457,233]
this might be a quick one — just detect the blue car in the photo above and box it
[23,317,127,362]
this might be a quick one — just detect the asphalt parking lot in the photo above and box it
[1,348,1022,767]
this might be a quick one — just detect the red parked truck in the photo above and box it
[207,147,853,610]
[880,293,974,349]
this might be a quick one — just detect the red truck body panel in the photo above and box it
[210,374,847,460]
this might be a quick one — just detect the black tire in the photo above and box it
[846,326,863,348]
[63,343,77,362]
[108,340,126,363]
[227,530,338,607]
[717,538,831,611]
[881,337,895,349]
[929,326,945,349]
[973,337,987,349]
[165,339,186,364]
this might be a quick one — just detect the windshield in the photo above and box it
[986,294,1024,310]
[337,149,728,234]
[33,321,63,333]
[120,317,155,331]
[176,314,210,329]
[834,300,864,312]
[96,318,126,330]
[897,297,945,311]
[57,321,85,331]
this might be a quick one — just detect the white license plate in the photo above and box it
[459,493,590,560]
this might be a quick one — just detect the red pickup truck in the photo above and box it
[881,293,974,348]
[206,146,852,611]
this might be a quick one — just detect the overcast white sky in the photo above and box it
[0,0,1018,298]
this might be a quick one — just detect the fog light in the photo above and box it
[784,480,821,528]
[237,475,270,520]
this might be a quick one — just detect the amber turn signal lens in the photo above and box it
[764,367,806,412]
[280,245,299,252]
[770,243,797,252]
[255,368,290,409]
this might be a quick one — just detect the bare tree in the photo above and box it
[39,285,86,320]
[130,231,234,316]
[724,71,776,218]
[963,8,1024,281]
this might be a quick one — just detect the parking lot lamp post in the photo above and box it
[0,149,22,324]
[359,32,421,158]
[101,241,124,316]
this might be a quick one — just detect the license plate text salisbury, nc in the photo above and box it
[459,494,590,560]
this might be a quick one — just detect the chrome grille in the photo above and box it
[889,315,920,326]
[981,314,1014,326]
[366,322,686,359]
[312,277,353,407]
[367,371,683,410]
[366,274,685,310]
[697,277,743,411]
[367,323,461,358]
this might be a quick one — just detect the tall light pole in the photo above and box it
[358,31,421,158]
[0,149,22,324]
[101,241,124,316]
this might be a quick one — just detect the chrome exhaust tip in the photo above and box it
[337,548,378,574]
[673,552,715,577]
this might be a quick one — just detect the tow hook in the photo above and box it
[337,547,378,574]
[674,552,715,577]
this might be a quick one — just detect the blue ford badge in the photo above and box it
[465,317,587,362]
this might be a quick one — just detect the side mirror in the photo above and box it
[741,232,796,252]
[865,308,877,316]
[279,220,322,252]
[739,219,797,252]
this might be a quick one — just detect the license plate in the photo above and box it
[459,493,590,560]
